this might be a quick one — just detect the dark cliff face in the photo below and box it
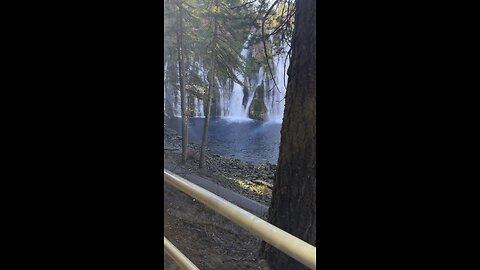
[248,82,268,121]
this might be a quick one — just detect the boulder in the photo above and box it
[248,83,268,121]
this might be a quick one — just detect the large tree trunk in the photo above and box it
[259,0,316,269]
[176,0,188,164]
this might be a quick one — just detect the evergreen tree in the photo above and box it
[258,0,316,269]
[199,0,251,169]
[175,0,191,164]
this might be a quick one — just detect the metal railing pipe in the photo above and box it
[164,169,316,270]
[164,236,199,270]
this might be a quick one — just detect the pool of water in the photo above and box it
[165,117,282,165]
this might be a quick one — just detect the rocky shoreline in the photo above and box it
[164,126,276,205]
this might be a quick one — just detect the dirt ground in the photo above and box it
[163,126,276,269]
[164,183,263,269]
[163,126,273,206]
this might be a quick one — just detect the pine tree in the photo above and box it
[258,0,316,269]
[199,0,251,169]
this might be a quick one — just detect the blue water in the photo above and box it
[165,117,282,165]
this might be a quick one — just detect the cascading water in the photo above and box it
[265,53,288,122]
[225,82,247,119]
[225,49,287,123]
[192,62,206,118]
[220,48,254,122]
[164,60,207,118]
[193,97,205,118]
[164,46,289,122]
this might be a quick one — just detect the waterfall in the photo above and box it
[218,48,252,122]
[192,62,206,118]
[225,51,287,123]
[170,91,205,118]
[192,96,204,118]
[264,53,288,123]
[226,82,246,118]
[164,47,289,122]
[163,62,205,118]
[163,60,181,118]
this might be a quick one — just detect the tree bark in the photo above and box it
[176,0,188,164]
[259,0,316,269]
[199,2,219,170]
[199,63,215,169]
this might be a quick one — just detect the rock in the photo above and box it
[248,83,268,121]
[242,85,249,107]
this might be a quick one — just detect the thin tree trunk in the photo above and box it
[199,63,214,169]
[176,0,188,164]
[259,0,316,269]
[199,2,218,170]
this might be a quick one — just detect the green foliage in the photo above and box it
[164,0,293,103]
